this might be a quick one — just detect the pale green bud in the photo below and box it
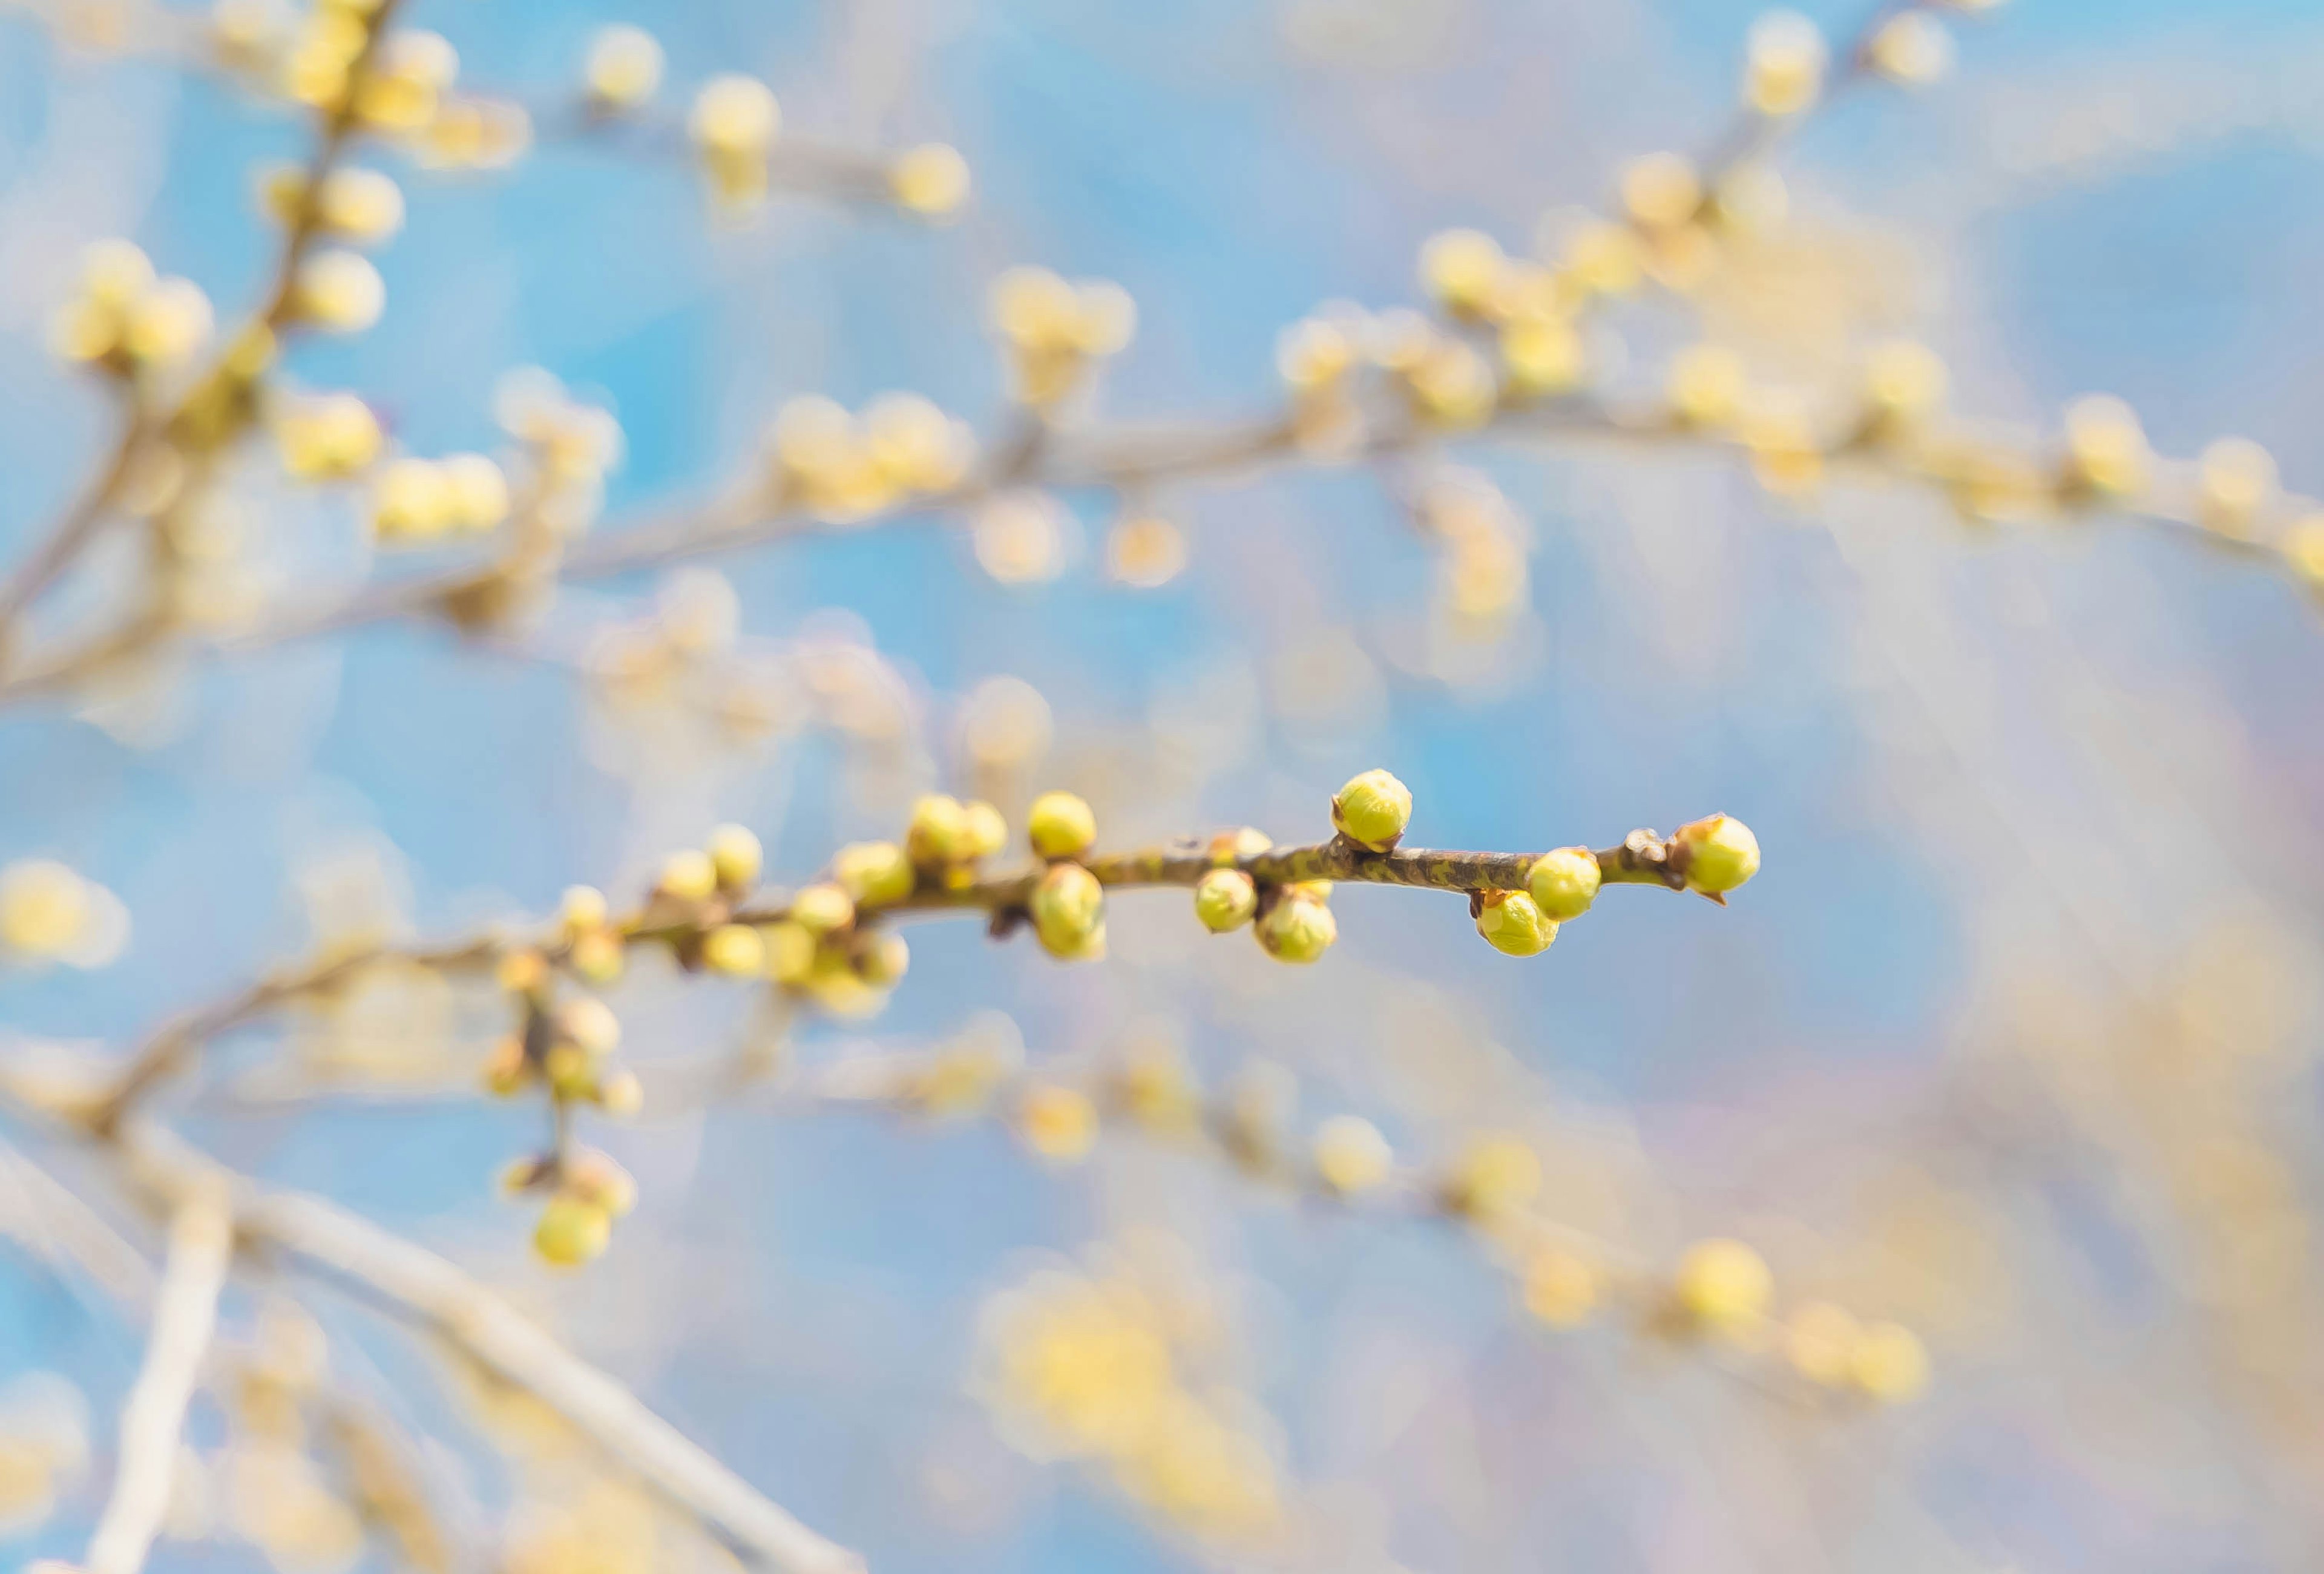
[1030,862,1105,958]
[533,1193,611,1267]
[1331,768,1412,853]
[1193,868,1258,933]
[1475,889,1556,956]
[1674,813,1761,896]
[790,882,856,936]
[1526,846,1601,920]
[960,800,1009,860]
[1256,890,1336,963]
[856,929,910,986]
[905,794,970,865]
[832,840,915,905]
[1027,790,1097,860]
[706,823,762,890]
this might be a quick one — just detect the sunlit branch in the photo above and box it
[81,1185,231,1574]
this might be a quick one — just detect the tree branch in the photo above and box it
[82,1184,231,1574]
[108,1123,862,1574]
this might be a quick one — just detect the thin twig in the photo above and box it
[109,1123,863,1574]
[82,1184,231,1574]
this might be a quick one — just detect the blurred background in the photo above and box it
[1,0,2322,1570]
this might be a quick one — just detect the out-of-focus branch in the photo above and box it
[81,1185,231,1574]
[103,1123,863,1574]
[0,0,407,666]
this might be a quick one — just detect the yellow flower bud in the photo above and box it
[292,249,384,333]
[583,23,663,113]
[2285,516,2324,591]
[1667,344,1747,427]
[571,930,623,983]
[789,882,855,937]
[1192,868,1257,933]
[657,848,718,902]
[1744,10,1826,117]
[906,793,970,865]
[1255,888,1335,963]
[1017,1084,1098,1161]
[689,74,780,157]
[1674,1238,1772,1336]
[2063,394,2148,497]
[763,919,816,985]
[0,859,92,958]
[701,922,765,977]
[1330,768,1411,853]
[559,884,609,936]
[1847,1320,1930,1403]
[1673,813,1761,896]
[80,237,154,307]
[1521,1248,1599,1327]
[2197,436,2276,540]
[482,1035,530,1096]
[438,453,509,532]
[1620,151,1702,230]
[1030,862,1105,959]
[1276,315,1359,394]
[706,823,763,891]
[1026,790,1097,860]
[1866,10,1954,84]
[369,458,450,540]
[533,1193,611,1267]
[564,1152,638,1216]
[122,278,213,364]
[861,392,972,493]
[1475,890,1555,957]
[598,1070,644,1117]
[559,995,620,1057]
[1521,848,1597,922]
[1784,1299,1860,1386]
[1417,228,1506,320]
[1443,1134,1541,1220]
[1103,514,1187,589]
[496,949,548,995]
[315,166,404,243]
[1863,339,1948,427]
[832,841,915,905]
[856,929,910,987]
[960,801,1009,861]
[888,142,971,217]
[274,392,381,480]
[1499,315,1585,398]
[1311,1115,1392,1195]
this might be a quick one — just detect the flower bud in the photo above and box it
[1311,1115,1393,1195]
[706,823,762,891]
[533,1193,611,1268]
[960,800,1009,861]
[1442,1134,1541,1220]
[856,930,910,987]
[1016,1084,1098,1161]
[1029,862,1104,959]
[763,920,816,984]
[1026,790,1097,860]
[563,1152,638,1216]
[832,840,915,905]
[1847,1321,1930,1403]
[906,793,970,865]
[598,1070,643,1117]
[1474,890,1556,956]
[1526,847,1601,920]
[1672,813,1761,896]
[701,922,764,977]
[559,884,609,936]
[1521,1248,1600,1328]
[1192,868,1258,933]
[1256,888,1336,963]
[657,848,718,902]
[1674,1238,1772,1337]
[583,23,663,112]
[559,996,620,1057]
[482,1034,530,1096]
[789,882,855,937]
[1331,769,1411,853]
[888,142,971,217]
